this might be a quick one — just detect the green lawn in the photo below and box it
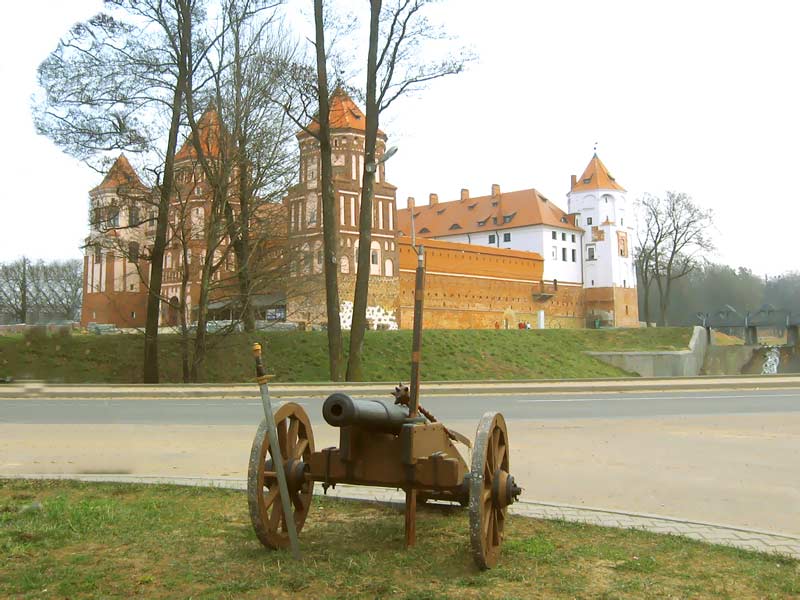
[0,327,693,383]
[1,480,797,599]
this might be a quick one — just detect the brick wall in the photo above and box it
[585,286,639,327]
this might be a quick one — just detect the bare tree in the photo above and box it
[34,0,206,382]
[636,191,714,326]
[346,0,470,380]
[0,258,30,324]
[30,260,83,321]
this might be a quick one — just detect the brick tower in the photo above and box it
[284,89,399,328]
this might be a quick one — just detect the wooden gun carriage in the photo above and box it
[247,247,521,569]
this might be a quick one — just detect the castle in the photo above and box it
[81,91,638,330]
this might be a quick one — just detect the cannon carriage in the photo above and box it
[247,247,521,569]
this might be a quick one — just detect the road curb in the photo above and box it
[4,473,798,559]
[2,376,800,400]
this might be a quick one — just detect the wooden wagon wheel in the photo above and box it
[469,411,520,569]
[247,402,315,549]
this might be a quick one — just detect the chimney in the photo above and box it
[460,188,469,201]
[407,196,415,210]
[571,174,577,189]
[429,193,438,205]
[491,184,500,198]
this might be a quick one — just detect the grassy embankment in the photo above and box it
[0,327,693,383]
[1,480,797,599]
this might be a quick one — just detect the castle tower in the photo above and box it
[285,89,399,327]
[81,154,150,328]
[567,154,639,327]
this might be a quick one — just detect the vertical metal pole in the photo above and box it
[405,245,425,547]
[409,246,425,417]
[252,343,301,559]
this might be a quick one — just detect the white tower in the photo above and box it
[567,154,639,327]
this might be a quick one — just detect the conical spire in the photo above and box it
[303,88,385,137]
[91,154,146,193]
[175,103,227,162]
[571,153,625,192]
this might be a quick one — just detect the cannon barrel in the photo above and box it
[322,393,415,434]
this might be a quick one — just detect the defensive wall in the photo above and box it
[396,237,584,329]
[585,286,639,328]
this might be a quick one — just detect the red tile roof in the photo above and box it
[175,104,228,162]
[397,188,581,239]
[91,154,148,194]
[571,154,625,192]
[303,88,385,138]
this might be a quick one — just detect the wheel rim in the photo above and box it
[469,412,510,569]
[247,402,315,549]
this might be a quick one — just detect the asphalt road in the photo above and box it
[2,388,799,424]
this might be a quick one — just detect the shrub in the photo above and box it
[23,325,48,343]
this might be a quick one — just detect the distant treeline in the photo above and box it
[637,263,800,326]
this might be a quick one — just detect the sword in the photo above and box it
[252,342,301,559]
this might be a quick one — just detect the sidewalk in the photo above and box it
[4,473,799,560]
[3,374,800,399]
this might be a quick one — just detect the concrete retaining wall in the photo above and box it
[702,345,757,376]
[586,326,708,377]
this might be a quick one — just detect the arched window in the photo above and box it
[370,241,381,275]
[384,258,394,277]
[306,193,318,226]
[340,256,350,274]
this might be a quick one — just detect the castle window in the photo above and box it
[334,138,340,148]
[419,227,430,234]
[620,217,624,226]
[551,246,557,259]
[488,234,496,244]
[503,232,511,242]
[436,208,446,215]
[129,241,139,262]
[94,245,102,261]
[551,231,557,240]
[129,206,139,227]
[503,213,515,224]
[571,234,576,242]
[587,217,593,225]
[561,232,566,241]
[624,279,627,287]
[340,256,350,274]
[449,223,462,230]
[572,249,576,262]
[131,311,136,319]
[587,246,596,260]
[562,248,567,261]
[583,177,591,184]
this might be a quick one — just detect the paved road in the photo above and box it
[2,387,799,536]
[2,388,799,424]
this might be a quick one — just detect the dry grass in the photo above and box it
[1,480,798,599]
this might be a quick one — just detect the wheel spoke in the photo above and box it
[276,419,288,456]
[290,491,305,513]
[293,438,309,459]
[288,418,299,454]
[268,499,283,530]
[491,509,501,546]
[263,470,277,480]
[262,486,279,510]
[496,441,506,471]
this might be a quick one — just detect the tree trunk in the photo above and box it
[20,257,27,324]
[314,0,344,381]
[346,0,381,381]
[143,77,185,383]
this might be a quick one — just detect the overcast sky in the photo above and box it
[2,1,798,276]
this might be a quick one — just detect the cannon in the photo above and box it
[247,247,521,569]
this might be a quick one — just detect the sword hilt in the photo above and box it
[252,342,270,384]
